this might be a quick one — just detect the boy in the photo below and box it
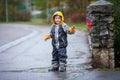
[44,11,75,72]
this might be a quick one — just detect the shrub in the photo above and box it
[39,10,46,19]
[0,6,5,22]
[69,12,86,23]
[15,11,31,21]
[0,5,31,22]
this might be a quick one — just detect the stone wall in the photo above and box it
[87,0,114,68]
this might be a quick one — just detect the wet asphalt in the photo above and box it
[0,24,119,80]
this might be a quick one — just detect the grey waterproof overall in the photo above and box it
[50,23,69,64]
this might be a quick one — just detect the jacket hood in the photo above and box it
[51,11,64,25]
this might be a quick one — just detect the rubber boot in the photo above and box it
[59,63,66,72]
[48,63,59,72]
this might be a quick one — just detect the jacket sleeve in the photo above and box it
[62,23,74,34]
[49,25,53,38]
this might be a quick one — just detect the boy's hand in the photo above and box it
[44,34,51,41]
[69,26,76,33]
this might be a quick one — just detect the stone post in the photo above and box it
[87,0,114,68]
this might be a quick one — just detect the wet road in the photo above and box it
[0,24,119,80]
[0,24,32,46]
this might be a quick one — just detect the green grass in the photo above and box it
[0,19,88,31]
[0,18,46,25]
[68,23,88,32]
[28,18,46,25]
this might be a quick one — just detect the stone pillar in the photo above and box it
[87,0,114,68]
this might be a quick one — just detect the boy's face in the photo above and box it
[54,15,62,24]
